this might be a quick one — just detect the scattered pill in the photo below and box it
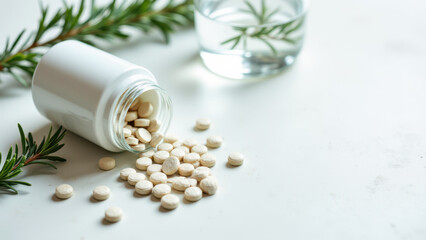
[138,102,153,118]
[93,186,110,201]
[135,180,153,195]
[176,146,190,154]
[147,119,161,132]
[135,128,152,143]
[98,157,116,171]
[125,111,138,122]
[183,153,200,164]
[206,136,223,148]
[136,157,152,170]
[228,152,244,166]
[195,118,211,130]
[191,166,212,181]
[191,145,208,155]
[128,172,146,186]
[146,164,162,175]
[124,125,137,135]
[172,140,183,148]
[178,163,195,177]
[157,143,173,152]
[150,132,163,147]
[200,153,216,167]
[120,168,137,180]
[55,184,73,199]
[105,207,123,223]
[132,144,146,152]
[126,136,139,146]
[153,150,170,164]
[152,183,171,198]
[139,149,155,159]
[149,172,167,185]
[200,176,218,195]
[183,138,198,149]
[164,134,179,143]
[134,118,150,127]
[162,157,180,175]
[172,177,192,191]
[123,128,131,138]
[170,148,185,161]
[161,194,179,210]
[184,187,203,202]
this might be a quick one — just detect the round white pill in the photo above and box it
[164,134,179,143]
[134,118,150,127]
[176,146,190,154]
[162,157,180,175]
[125,111,138,122]
[157,143,173,152]
[161,194,179,210]
[178,163,194,177]
[123,128,132,138]
[146,164,162,175]
[120,168,136,180]
[138,102,153,118]
[132,144,146,152]
[125,125,137,135]
[135,180,153,195]
[55,184,73,199]
[228,152,244,166]
[199,176,218,195]
[183,138,198,149]
[191,166,212,181]
[200,153,216,167]
[128,172,146,185]
[126,136,139,146]
[136,157,152,170]
[206,135,223,148]
[149,172,167,185]
[184,187,202,202]
[191,145,208,155]
[172,140,183,148]
[170,148,185,161]
[93,186,110,200]
[150,132,163,147]
[152,183,171,198]
[98,157,116,171]
[153,150,170,164]
[105,206,123,223]
[139,149,155,159]
[135,128,152,143]
[183,153,200,164]
[172,177,192,191]
[195,118,211,130]
[147,119,161,132]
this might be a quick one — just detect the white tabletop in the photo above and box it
[1,0,426,239]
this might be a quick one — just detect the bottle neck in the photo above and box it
[111,79,172,153]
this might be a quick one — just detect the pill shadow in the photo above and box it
[101,218,118,226]
[133,191,150,199]
[150,194,161,202]
[89,196,109,203]
[225,163,239,169]
[158,206,176,213]
[51,194,66,202]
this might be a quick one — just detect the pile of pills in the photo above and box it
[123,99,162,152]
[53,102,245,223]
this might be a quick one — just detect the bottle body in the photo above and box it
[32,40,172,152]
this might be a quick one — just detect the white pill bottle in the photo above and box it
[32,40,172,153]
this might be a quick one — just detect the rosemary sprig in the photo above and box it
[0,124,67,194]
[0,0,194,87]
[220,0,304,55]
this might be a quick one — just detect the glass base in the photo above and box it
[200,50,297,79]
